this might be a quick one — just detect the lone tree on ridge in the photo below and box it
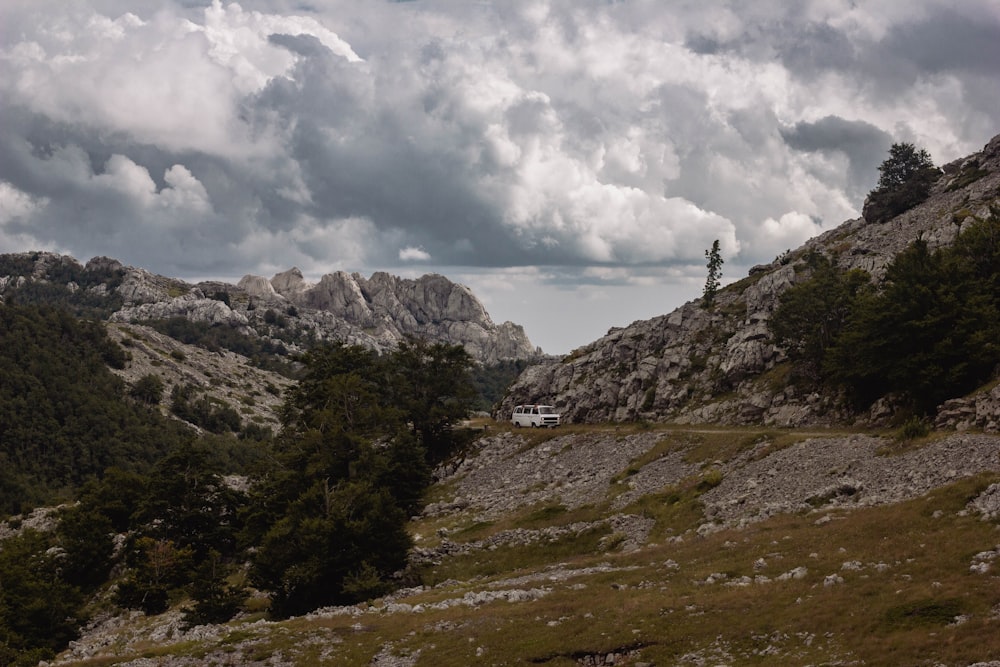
[703,239,724,308]
[862,142,940,224]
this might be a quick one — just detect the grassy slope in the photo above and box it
[56,425,1000,666]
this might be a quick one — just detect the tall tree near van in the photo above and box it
[388,337,477,465]
[247,339,475,617]
[703,240,724,308]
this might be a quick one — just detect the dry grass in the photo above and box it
[364,472,1000,665]
[54,427,1000,666]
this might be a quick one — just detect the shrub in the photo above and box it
[131,374,165,405]
[896,417,930,442]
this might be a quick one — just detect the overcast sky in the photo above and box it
[2,1,999,353]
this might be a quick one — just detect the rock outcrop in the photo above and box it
[500,133,1000,428]
[0,253,540,365]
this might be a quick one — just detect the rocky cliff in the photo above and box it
[500,133,1000,429]
[0,254,540,364]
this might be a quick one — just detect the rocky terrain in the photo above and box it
[0,253,540,364]
[104,322,293,432]
[39,423,1000,666]
[500,134,1000,430]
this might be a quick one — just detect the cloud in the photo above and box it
[781,116,892,196]
[399,246,431,262]
[1,0,999,350]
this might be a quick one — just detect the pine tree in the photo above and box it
[862,142,940,223]
[702,240,724,308]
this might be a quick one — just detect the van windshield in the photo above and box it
[538,406,555,414]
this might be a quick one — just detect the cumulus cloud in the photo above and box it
[399,246,431,262]
[1,0,998,350]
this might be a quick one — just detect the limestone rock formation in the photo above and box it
[0,251,539,364]
[111,291,252,329]
[500,133,1000,429]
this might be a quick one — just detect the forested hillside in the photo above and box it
[0,305,194,514]
[771,205,1000,416]
[0,303,481,664]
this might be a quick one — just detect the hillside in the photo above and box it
[38,423,1000,666]
[500,134,1000,431]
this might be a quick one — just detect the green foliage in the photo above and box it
[697,467,724,491]
[182,550,246,629]
[135,442,247,562]
[0,530,83,661]
[388,338,478,465]
[263,308,287,327]
[471,359,532,411]
[170,383,242,433]
[702,239,724,308]
[55,506,116,591]
[641,385,657,411]
[55,443,251,625]
[881,599,965,631]
[210,290,231,306]
[252,480,410,617]
[0,304,188,514]
[826,235,1000,412]
[114,537,191,615]
[110,443,247,616]
[946,158,990,192]
[769,253,872,382]
[0,253,126,318]
[950,204,1000,298]
[772,210,1000,415]
[145,317,296,378]
[896,417,931,442]
[75,467,148,532]
[863,142,940,224]
[131,373,165,404]
[248,340,476,617]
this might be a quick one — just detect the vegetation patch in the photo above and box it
[881,599,966,631]
[770,206,1000,415]
[946,159,990,192]
[417,525,611,586]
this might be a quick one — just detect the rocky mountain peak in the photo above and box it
[0,254,541,364]
[270,266,312,297]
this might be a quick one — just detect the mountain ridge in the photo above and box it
[499,133,1000,431]
[0,253,541,365]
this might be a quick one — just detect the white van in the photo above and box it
[511,404,561,428]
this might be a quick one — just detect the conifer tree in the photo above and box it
[702,240,723,308]
[863,142,939,223]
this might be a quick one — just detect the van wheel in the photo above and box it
[530,423,536,428]
[513,422,521,428]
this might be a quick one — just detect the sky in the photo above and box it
[2,1,999,354]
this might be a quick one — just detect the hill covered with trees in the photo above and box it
[0,298,481,663]
[0,305,193,514]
